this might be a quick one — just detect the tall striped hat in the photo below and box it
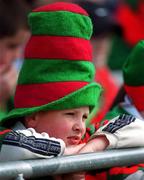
[123,40,144,111]
[1,2,102,124]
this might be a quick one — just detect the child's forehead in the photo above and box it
[40,107,90,114]
[63,107,90,112]
[52,107,90,114]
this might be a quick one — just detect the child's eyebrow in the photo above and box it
[64,110,76,113]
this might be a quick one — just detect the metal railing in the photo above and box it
[1,148,144,179]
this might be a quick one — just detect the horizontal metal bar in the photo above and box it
[1,148,144,179]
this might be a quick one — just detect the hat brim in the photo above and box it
[0,82,102,125]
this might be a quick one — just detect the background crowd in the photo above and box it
[0,0,144,180]
[1,0,144,124]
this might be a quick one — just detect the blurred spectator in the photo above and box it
[107,0,144,82]
[35,0,74,7]
[106,40,144,122]
[76,0,119,124]
[0,0,30,119]
[24,0,38,9]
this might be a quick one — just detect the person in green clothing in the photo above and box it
[98,40,144,180]
[105,40,144,120]
[1,2,144,180]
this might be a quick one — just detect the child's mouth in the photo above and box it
[67,136,81,145]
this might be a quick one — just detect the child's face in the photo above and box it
[28,107,89,146]
[0,29,30,67]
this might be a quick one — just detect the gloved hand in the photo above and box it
[91,114,144,149]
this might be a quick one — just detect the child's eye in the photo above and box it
[65,112,75,116]
[83,115,88,120]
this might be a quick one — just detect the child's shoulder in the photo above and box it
[0,126,11,150]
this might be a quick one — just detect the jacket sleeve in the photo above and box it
[0,128,65,161]
[90,114,144,149]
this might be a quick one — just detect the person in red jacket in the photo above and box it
[108,0,144,71]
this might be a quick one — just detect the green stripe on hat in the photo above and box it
[123,40,144,86]
[29,11,92,39]
[18,59,95,84]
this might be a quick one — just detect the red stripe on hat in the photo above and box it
[33,2,88,16]
[15,82,88,108]
[25,36,92,61]
[124,84,144,111]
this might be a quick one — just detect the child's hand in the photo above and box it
[55,145,86,180]
[61,172,85,180]
[53,172,85,180]
[64,143,86,155]
[78,135,109,154]
[0,65,17,101]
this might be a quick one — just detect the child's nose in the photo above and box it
[73,120,85,134]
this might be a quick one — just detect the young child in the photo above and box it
[105,40,144,120]
[1,2,144,179]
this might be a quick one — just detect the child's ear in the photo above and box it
[25,113,38,128]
